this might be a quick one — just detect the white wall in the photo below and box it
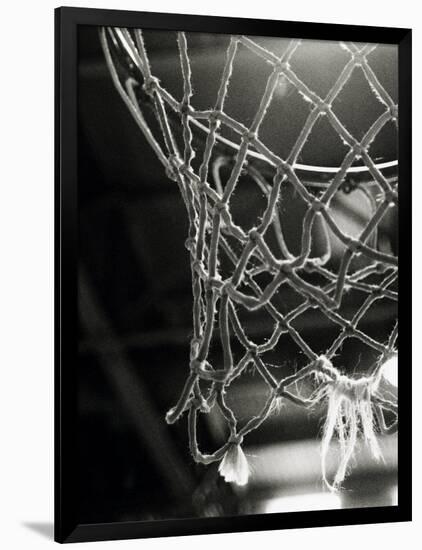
[0,0,419,548]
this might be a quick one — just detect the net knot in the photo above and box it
[142,76,160,96]
[390,104,398,121]
[178,162,191,177]
[197,181,208,194]
[342,320,355,337]
[375,262,387,274]
[165,164,177,181]
[275,162,287,178]
[311,199,324,213]
[213,379,226,392]
[276,318,289,333]
[248,228,261,244]
[275,60,289,73]
[228,433,243,446]
[314,355,336,377]
[184,237,196,252]
[372,285,385,299]
[282,163,295,179]
[347,237,362,254]
[279,261,293,275]
[208,110,222,127]
[276,380,286,397]
[205,275,222,293]
[352,51,366,66]
[180,100,194,116]
[190,338,202,360]
[190,358,206,376]
[242,130,257,145]
[165,155,182,181]
[307,293,320,309]
[317,99,330,115]
[247,344,259,358]
[385,188,398,207]
[191,259,204,275]
[214,201,229,216]
[351,141,364,158]
[335,374,373,400]
[190,394,210,412]
[221,279,234,296]
[276,317,289,331]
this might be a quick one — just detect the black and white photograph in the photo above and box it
[54,6,411,544]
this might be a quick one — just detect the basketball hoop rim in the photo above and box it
[104,26,398,190]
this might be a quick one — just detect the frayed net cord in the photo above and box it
[218,442,250,486]
[319,371,383,491]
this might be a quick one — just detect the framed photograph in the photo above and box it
[55,6,411,543]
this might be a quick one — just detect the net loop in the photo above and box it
[142,75,160,96]
[228,433,244,446]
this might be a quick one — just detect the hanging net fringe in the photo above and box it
[100,27,399,489]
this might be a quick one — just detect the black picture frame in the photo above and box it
[55,6,412,544]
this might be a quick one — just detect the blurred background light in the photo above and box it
[382,354,398,387]
[262,492,341,514]
[390,485,398,505]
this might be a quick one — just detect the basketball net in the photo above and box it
[100,27,398,490]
